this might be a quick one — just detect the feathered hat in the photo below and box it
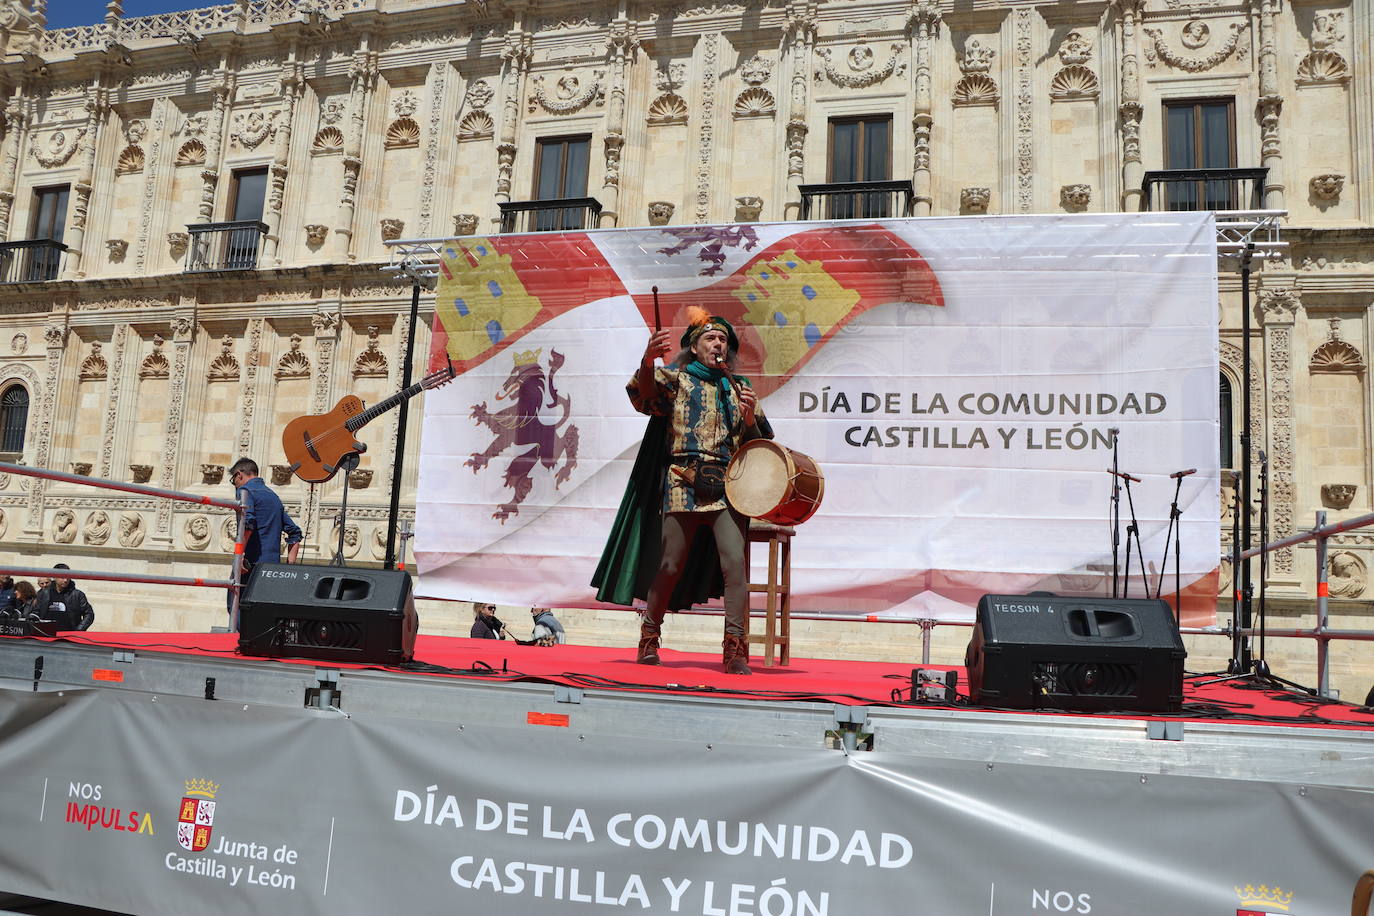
[680,305,740,352]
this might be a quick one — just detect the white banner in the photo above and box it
[416,214,1219,621]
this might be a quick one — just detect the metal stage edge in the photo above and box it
[1,636,1370,792]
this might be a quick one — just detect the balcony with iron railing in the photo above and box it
[1141,168,1267,212]
[800,180,915,221]
[0,240,67,283]
[185,220,268,272]
[498,198,603,234]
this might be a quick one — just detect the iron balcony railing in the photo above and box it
[1141,168,1267,212]
[800,180,914,221]
[186,220,268,272]
[498,197,603,233]
[0,239,67,283]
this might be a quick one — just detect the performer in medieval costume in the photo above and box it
[592,307,773,675]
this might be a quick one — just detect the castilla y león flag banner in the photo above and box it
[416,214,1219,623]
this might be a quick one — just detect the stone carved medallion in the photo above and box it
[1180,19,1210,49]
[52,509,77,544]
[83,510,111,545]
[119,512,146,547]
[1328,550,1367,597]
[529,70,606,115]
[184,514,212,550]
[464,80,494,110]
[1058,31,1093,66]
[32,128,86,168]
[1310,174,1344,201]
[815,41,905,88]
[231,109,280,149]
[10,333,26,355]
[1322,483,1357,509]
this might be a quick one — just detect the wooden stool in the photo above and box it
[747,520,794,666]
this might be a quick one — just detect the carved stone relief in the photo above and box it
[275,335,311,379]
[1328,550,1367,597]
[270,465,293,486]
[647,94,689,125]
[384,118,421,149]
[1322,483,1357,509]
[115,145,145,174]
[230,109,280,149]
[1309,339,1363,374]
[380,218,404,241]
[741,54,772,86]
[734,87,776,118]
[348,468,372,488]
[52,508,77,543]
[201,464,224,485]
[167,232,189,258]
[1058,30,1093,66]
[11,334,27,355]
[529,70,606,115]
[174,139,206,165]
[353,326,388,378]
[304,224,329,247]
[1060,184,1091,211]
[458,111,495,141]
[465,80,495,110]
[453,214,479,236]
[106,239,128,262]
[1143,21,1246,71]
[31,128,86,168]
[647,201,675,226]
[1296,50,1349,85]
[139,335,170,379]
[79,343,108,381]
[330,521,361,558]
[184,514,211,550]
[208,336,240,381]
[815,41,905,88]
[961,188,990,214]
[71,462,92,476]
[119,512,146,547]
[311,126,344,154]
[83,510,111,545]
[129,465,153,484]
[734,197,762,222]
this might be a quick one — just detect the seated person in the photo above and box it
[8,580,38,619]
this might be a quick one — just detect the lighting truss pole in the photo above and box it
[384,252,437,570]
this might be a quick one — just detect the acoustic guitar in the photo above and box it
[282,366,454,483]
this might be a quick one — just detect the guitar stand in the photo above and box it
[331,452,361,568]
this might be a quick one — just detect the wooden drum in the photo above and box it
[725,440,825,526]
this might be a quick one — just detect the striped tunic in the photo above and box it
[628,366,760,513]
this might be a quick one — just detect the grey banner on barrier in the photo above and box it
[0,686,1369,915]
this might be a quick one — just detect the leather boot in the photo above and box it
[722,634,752,676]
[636,620,662,665]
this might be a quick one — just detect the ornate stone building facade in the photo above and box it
[0,0,1370,691]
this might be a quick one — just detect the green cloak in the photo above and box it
[591,410,773,610]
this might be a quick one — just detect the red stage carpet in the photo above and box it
[11,630,1374,731]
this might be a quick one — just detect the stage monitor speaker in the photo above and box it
[238,563,418,664]
[965,593,1185,712]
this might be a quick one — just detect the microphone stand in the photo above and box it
[331,452,360,568]
[1156,469,1196,625]
[1108,429,1122,598]
[1110,469,1149,599]
[1255,451,1270,675]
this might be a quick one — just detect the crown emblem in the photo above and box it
[184,778,220,799]
[1234,884,1293,910]
[512,348,541,368]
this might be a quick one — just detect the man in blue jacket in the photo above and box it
[229,458,302,612]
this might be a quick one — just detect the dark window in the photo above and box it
[30,186,69,242]
[1219,372,1233,469]
[829,116,891,183]
[0,385,28,453]
[531,136,591,230]
[1163,98,1236,209]
[827,116,892,218]
[229,168,269,223]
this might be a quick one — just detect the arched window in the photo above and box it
[0,384,29,454]
[1219,372,1233,469]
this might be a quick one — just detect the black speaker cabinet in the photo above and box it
[238,563,418,664]
[965,594,1186,712]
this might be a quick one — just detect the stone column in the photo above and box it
[61,87,110,280]
[334,47,377,261]
[599,12,636,228]
[1114,0,1145,211]
[262,55,304,265]
[1256,0,1285,209]
[1012,8,1037,214]
[98,324,130,480]
[237,317,264,459]
[417,59,451,237]
[21,320,68,541]
[0,94,29,242]
[495,28,532,208]
[134,97,168,273]
[198,67,234,224]
[782,1,817,220]
[1258,286,1300,583]
[909,1,940,216]
[153,312,196,544]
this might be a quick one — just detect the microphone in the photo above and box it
[1169,468,1197,479]
[1106,469,1142,483]
[1107,427,1120,435]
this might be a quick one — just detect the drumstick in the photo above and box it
[651,286,661,331]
